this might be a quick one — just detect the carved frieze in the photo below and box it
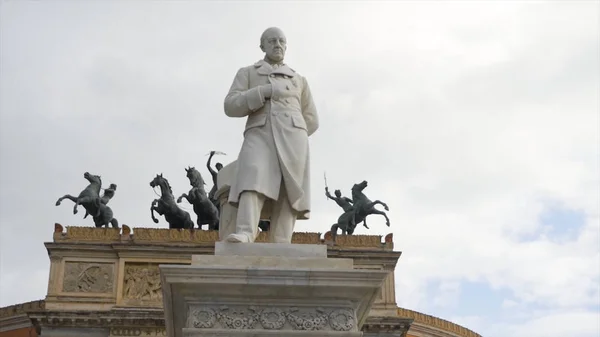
[62,262,114,293]
[187,305,357,331]
[122,263,162,303]
[132,228,219,243]
[65,226,121,241]
[109,327,166,336]
[335,234,383,248]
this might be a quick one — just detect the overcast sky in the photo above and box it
[0,1,598,336]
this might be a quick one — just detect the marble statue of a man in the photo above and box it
[223,27,319,243]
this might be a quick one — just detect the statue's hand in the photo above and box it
[153,218,159,224]
[210,150,215,156]
[176,197,182,203]
[260,84,273,99]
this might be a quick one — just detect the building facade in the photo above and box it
[0,225,482,337]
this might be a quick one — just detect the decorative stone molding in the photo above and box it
[334,234,383,248]
[51,224,395,250]
[28,309,166,330]
[363,316,413,336]
[384,233,393,243]
[110,327,166,336]
[324,231,394,250]
[132,228,219,243]
[63,262,114,293]
[291,232,322,244]
[396,308,482,337]
[187,305,356,331]
[54,225,121,242]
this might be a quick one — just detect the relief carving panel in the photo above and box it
[122,263,163,303]
[62,262,114,293]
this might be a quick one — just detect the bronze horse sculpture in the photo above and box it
[55,172,119,228]
[176,166,220,230]
[330,180,390,240]
[150,173,194,229]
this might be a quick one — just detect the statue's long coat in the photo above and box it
[224,59,319,219]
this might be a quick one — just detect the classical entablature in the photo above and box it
[0,225,481,337]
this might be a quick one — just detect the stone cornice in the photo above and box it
[0,313,33,332]
[363,316,413,337]
[28,308,165,329]
[396,308,482,337]
[25,309,413,336]
[2,301,479,337]
[0,300,45,318]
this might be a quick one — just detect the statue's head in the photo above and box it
[260,27,287,64]
[352,180,368,194]
[334,189,342,197]
[216,163,223,171]
[84,172,102,185]
[185,166,205,187]
[149,173,164,188]
[108,183,117,190]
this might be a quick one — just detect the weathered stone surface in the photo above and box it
[161,250,388,337]
[122,263,163,303]
[192,255,352,269]
[214,242,327,258]
[186,304,356,331]
[183,329,362,337]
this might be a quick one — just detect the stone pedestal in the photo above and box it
[160,242,389,337]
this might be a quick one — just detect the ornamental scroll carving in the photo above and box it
[187,305,357,331]
[122,264,162,302]
[62,262,114,293]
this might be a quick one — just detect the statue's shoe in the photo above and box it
[224,233,250,243]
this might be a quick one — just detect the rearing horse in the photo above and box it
[56,172,103,216]
[176,166,220,230]
[55,172,119,228]
[331,180,390,240]
[150,173,194,229]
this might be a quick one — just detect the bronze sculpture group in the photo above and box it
[54,151,275,233]
[54,163,391,238]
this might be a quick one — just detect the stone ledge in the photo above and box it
[51,224,394,250]
[0,300,45,318]
[182,329,362,337]
[214,242,327,257]
[191,255,353,269]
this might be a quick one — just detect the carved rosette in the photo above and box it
[189,307,217,328]
[329,308,356,331]
[259,308,286,330]
[187,305,355,331]
[216,306,260,329]
[285,307,329,330]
